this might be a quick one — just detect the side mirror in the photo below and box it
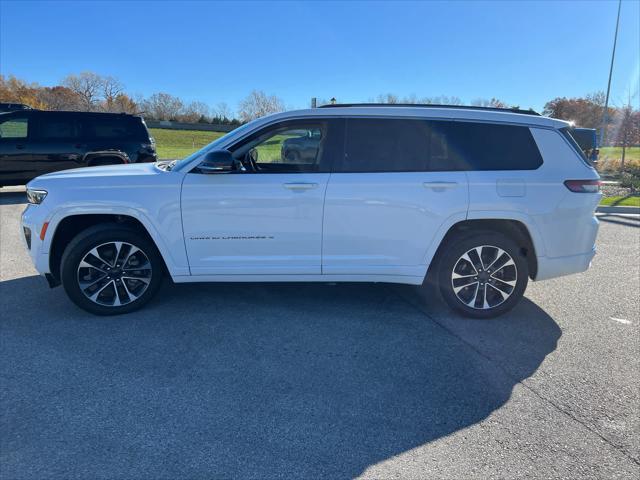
[198,150,235,173]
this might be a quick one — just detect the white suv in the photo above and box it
[21,105,601,318]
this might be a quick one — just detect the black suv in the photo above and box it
[0,110,156,187]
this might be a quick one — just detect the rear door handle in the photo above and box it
[283,182,318,190]
[16,144,26,150]
[423,181,458,190]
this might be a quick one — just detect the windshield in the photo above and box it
[170,121,259,171]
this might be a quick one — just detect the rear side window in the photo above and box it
[82,116,148,140]
[37,115,81,139]
[336,118,543,172]
[341,119,430,172]
[434,121,543,171]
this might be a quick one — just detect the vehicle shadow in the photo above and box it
[597,213,640,228]
[0,276,560,479]
[0,189,26,206]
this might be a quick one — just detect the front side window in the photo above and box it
[232,121,334,173]
[0,116,28,139]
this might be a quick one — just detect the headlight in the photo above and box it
[26,188,47,205]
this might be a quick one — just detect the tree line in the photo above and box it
[1,72,637,148]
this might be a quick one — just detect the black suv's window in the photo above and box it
[336,118,542,172]
[37,115,81,139]
[0,116,29,139]
[82,116,147,140]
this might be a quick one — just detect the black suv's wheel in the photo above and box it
[436,232,528,319]
[60,224,164,315]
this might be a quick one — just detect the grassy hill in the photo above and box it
[150,128,227,159]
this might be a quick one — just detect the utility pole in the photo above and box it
[600,0,622,147]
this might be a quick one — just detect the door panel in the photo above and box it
[181,119,341,276]
[181,172,329,274]
[322,171,468,276]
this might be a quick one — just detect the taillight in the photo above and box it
[564,180,601,193]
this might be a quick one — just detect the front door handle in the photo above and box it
[283,182,319,190]
[423,181,458,191]
[15,144,26,150]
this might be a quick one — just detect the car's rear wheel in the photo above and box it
[60,224,164,315]
[436,232,528,319]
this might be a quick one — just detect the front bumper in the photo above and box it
[21,204,51,276]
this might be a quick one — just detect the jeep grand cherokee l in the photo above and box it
[0,110,156,187]
[21,105,601,318]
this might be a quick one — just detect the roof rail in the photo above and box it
[317,103,541,116]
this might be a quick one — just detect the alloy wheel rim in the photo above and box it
[451,245,517,310]
[77,241,152,307]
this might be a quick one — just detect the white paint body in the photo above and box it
[22,106,600,286]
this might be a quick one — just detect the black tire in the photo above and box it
[436,231,528,319]
[60,224,164,315]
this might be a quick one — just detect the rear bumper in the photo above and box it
[534,247,596,281]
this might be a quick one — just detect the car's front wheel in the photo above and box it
[436,232,528,319]
[60,224,164,315]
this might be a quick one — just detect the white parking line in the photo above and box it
[610,317,632,325]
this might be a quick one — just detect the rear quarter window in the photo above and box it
[434,121,543,171]
[82,116,148,141]
[336,118,543,172]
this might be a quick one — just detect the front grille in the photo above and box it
[23,226,31,249]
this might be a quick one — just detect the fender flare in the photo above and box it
[83,150,131,165]
[42,205,189,277]
[421,210,546,274]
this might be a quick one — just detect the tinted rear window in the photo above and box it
[337,118,543,172]
[82,116,148,140]
[38,115,81,139]
[342,119,430,172]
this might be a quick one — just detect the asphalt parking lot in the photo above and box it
[1,187,639,480]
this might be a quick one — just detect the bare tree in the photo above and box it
[471,97,508,108]
[101,76,125,112]
[180,101,209,123]
[111,93,138,114]
[238,90,285,122]
[141,93,184,120]
[422,95,463,106]
[36,86,83,111]
[376,93,400,104]
[615,92,640,171]
[212,101,232,120]
[62,72,103,110]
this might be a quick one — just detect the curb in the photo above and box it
[597,205,640,214]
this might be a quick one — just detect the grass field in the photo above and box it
[599,195,640,207]
[150,127,304,163]
[150,128,227,159]
[597,146,640,172]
